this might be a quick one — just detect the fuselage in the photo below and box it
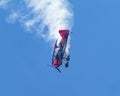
[52,30,69,68]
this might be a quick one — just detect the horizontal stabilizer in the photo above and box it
[59,30,69,37]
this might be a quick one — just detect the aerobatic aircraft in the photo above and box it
[52,30,70,73]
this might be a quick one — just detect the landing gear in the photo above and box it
[66,55,70,61]
[65,62,69,68]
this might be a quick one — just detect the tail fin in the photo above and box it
[59,30,69,42]
[59,30,69,37]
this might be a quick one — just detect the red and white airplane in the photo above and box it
[52,30,70,73]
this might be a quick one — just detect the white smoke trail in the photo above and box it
[0,0,10,8]
[25,0,73,40]
[1,0,73,54]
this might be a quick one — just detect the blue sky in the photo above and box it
[0,0,120,96]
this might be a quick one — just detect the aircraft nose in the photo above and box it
[53,59,57,68]
[54,65,57,68]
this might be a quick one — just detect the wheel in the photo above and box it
[65,62,69,68]
[66,55,70,61]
